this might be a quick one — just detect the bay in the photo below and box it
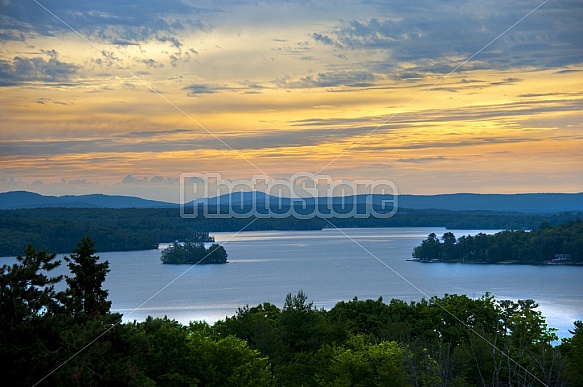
[2,227,581,339]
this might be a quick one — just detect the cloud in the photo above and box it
[35,97,70,105]
[311,0,583,73]
[0,177,26,190]
[140,58,164,69]
[0,126,541,157]
[121,175,178,185]
[357,136,546,153]
[396,156,450,163]
[183,81,269,96]
[123,129,195,138]
[276,70,378,89]
[3,92,579,157]
[183,83,229,95]
[272,41,311,56]
[554,69,583,75]
[290,98,583,129]
[0,0,211,44]
[111,41,140,46]
[0,177,97,190]
[490,77,521,86]
[0,55,80,86]
[157,36,182,49]
[312,32,334,46]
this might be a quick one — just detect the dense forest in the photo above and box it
[160,241,228,264]
[1,238,583,386]
[413,219,583,264]
[0,207,580,256]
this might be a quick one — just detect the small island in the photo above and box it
[411,219,583,265]
[161,233,228,264]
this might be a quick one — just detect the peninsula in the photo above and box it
[411,219,583,265]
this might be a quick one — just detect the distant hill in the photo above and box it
[0,191,177,209]
[196,192,583,213]
[397,193,583,213]
[1,191,582,213]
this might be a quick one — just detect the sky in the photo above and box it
[1,0,582,202]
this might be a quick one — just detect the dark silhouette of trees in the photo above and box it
[2,207,581,256]
[160,241,228,264]
[413,219,583,263]
[64,236,111,320]
[0,239,133,385]
[561,320,583,385]
[0,244,64,385]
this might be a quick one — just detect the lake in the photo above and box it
[2,227,581,339]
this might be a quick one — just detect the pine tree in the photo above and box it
[0,244,64,385]
[64,236,111,320]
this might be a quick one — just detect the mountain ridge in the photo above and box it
[1,190,582,213]
[0,191,176,209]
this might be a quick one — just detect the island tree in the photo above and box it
[161,240,228,264]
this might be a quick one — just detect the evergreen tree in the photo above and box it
[562,321,583,386]
[0,243,63,324]
[64,236,111,320]
[0,244,64,385]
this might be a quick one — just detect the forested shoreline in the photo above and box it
[0,207,580,256]
[412,220,583,264]
[1,237,583,385]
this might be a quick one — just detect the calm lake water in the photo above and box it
[2,227,582,339]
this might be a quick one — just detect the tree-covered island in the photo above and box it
[412,219,583,264]
[161,239,228,264]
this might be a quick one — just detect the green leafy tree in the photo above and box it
[216,302,286,365]
[206,243,228,264]
[273,291,337,385]
[188,329,272,386]
[316,335,413,386]
[47,317,148,387]
[133,317,199,386]
[412,233,442,260]
[134,317,272,386]
[451,296,562,386]
[327,297,395,341]
[280,291,331,354]
[441,232,457,261]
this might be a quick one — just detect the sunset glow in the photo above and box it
[1,0,582,201]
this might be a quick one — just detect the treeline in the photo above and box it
[0,207,581,256]
[2,239,583,385]
[2,238,583,385]
[0,207,323,256]
[413,219,583,263]
[160,241,228,264]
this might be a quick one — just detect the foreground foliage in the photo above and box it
[2,239,582,386]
